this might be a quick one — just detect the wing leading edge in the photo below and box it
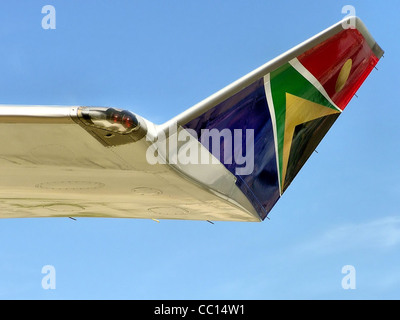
[0,17,383,221]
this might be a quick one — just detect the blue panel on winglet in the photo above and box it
[183,78,280,220]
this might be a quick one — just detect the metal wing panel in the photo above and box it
[0,105,259,221]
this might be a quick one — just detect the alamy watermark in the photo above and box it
[341,265,356,290]
[41,5,56,30]
[341,5,356,29]
[145,123,255,176]
[41,265,56,290]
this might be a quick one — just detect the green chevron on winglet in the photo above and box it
[269,61,341,193]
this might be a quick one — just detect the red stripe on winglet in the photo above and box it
[297,28,379,110]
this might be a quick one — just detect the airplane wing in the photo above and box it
[0,17,383,222]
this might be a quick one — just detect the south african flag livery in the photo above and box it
[184,25,383,220]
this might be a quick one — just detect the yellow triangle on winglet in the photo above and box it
[281,93,340,189]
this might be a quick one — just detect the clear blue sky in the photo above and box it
[0,0,398,299]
